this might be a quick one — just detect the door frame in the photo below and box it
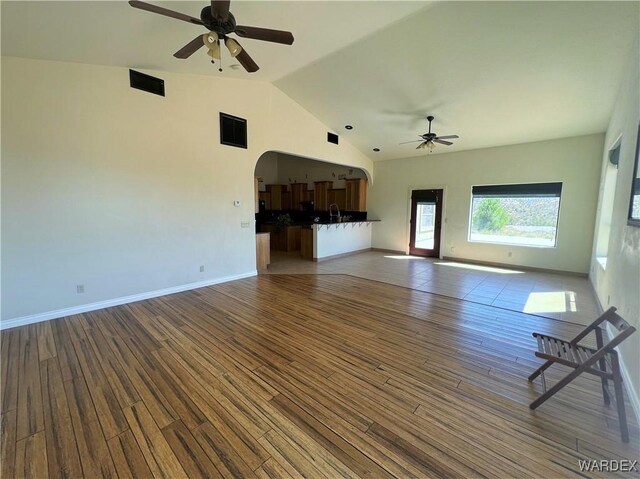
[405,186,447,258]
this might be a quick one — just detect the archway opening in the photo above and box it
[253,151,371,268]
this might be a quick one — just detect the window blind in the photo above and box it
[472,182,562,198]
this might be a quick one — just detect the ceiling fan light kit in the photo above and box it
[203,32,221,59]
[400,115,459,153]
[129,0,295,73]
[225,38,242,57]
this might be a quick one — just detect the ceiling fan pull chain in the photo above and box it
[218,40,223,72]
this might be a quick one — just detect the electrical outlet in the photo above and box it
[607,295,610,305]
[241,222,250,228]
[233,200,241,207]
[508,251,513,258]
[77,284,85,294]
[450,246,455,253]
[199,265,205,273]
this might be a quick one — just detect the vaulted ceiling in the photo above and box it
[3,1,638,161]
[1,1,428,80]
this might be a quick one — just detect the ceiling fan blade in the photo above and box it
[129,1,203,25]
[435,135,459,140]
[174,36,205,59]
[433,139,453,146]
[234,43,259,73]
[211,0,230,21]
[399,140,423,145]
[235,25,294,45]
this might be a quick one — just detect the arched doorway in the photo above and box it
[253,151,371,269]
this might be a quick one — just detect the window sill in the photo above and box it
[596,256,608,270]
[467,238,557,249]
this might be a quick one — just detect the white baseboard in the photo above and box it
[0,271,257,331]
[606,323,640,426]
[590,274,640,425]
[618,346,640,426]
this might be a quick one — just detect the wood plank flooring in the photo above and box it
[1,274,638,478]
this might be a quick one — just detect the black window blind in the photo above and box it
[472,182,562,198]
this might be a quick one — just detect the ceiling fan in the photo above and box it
[400,115,459,151]
[128,0,295,73]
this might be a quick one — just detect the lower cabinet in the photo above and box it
[261,225,302,252]
[301,227,314,260]
[256,233,270,270]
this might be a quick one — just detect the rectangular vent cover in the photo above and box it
[129,69,165,97]
[220,112,248,149]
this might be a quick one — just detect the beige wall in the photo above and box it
[590,46,639,414]
[1,57,373,323]
[369,134,604,274]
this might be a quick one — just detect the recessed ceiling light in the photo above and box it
[373,148,380,152]
[345,125,353,130]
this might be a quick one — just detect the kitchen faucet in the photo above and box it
[329,203,340,223]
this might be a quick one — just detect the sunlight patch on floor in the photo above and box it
[384,255,427,260]
[524,291,577,313]
[434,261,523,274]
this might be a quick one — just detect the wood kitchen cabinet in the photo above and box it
[261,224,301,252]
[254,177,260,213]
[281,191,292,210]
[345,178,367,211]
[327,188,346,211]
[313,181,333,211]
[301,227,314,260]
[305,190,314,203]
[290,183,308,210]
[265,184,286,210]
[256,233,270,270]
[258,191,271,210]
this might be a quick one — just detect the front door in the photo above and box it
[409,189,443,257]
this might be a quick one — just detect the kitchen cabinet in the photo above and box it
[301,227,313,260]
[313,181,333,211]
[281,191,291,210]
[254,177,260,213]
[259,191,271,210]
[256,233,270,270]
[261,224,301,252]
[327,188,346,211]
[265,184,286,210]
[345,178,367,211]
[290,183,308,210]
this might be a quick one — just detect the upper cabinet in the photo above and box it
[328,188,346,211]
[345,178,367,211]
[265,184,286,210]
[290,183,308,211]
[262,178,367,212]
[313,181,333,211]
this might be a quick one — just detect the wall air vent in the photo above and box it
[327,132,339,145]
[220,112,248,149]
[129,69,165,97]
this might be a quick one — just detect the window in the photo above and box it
[469,182,562,248]
[628,124,640,226]
[595,140,621,267]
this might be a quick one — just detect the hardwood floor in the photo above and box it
[1,274,638,478]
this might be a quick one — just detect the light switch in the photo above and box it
[233,200,241,207]
[241,222,251,228]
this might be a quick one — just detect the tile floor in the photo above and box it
[264,250,602,325]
